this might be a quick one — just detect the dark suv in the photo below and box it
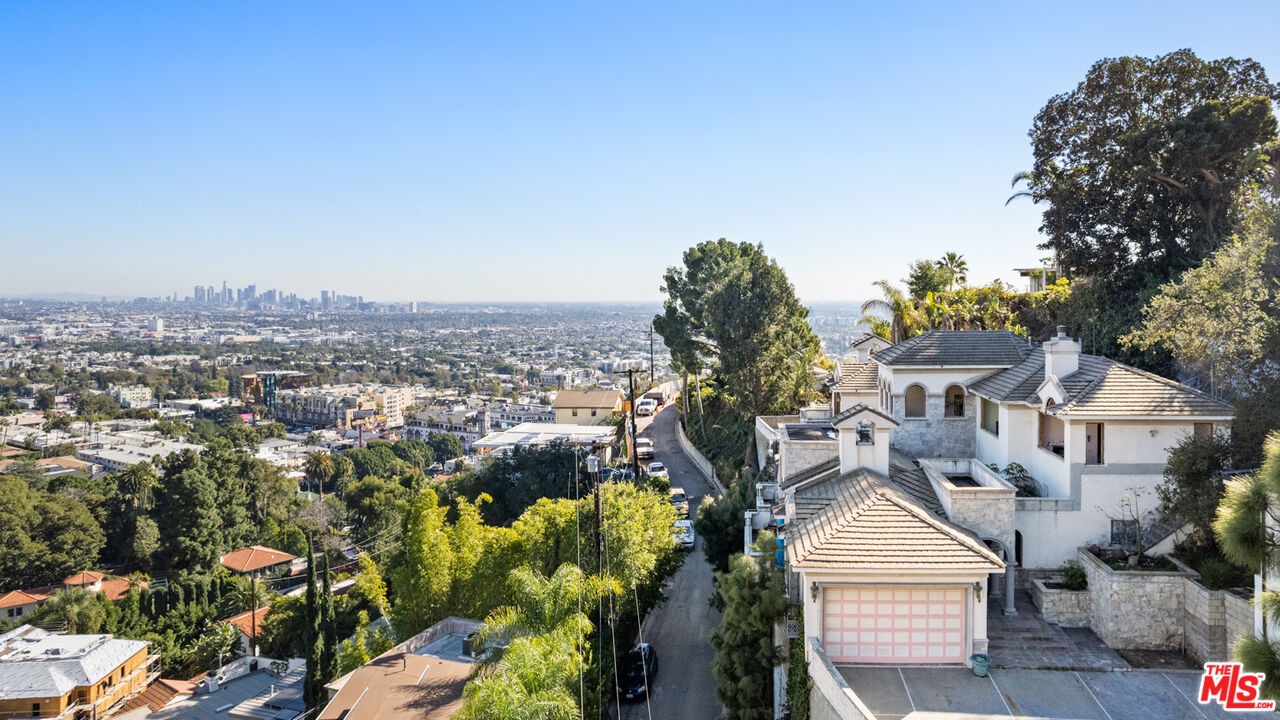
[617,643,658,700]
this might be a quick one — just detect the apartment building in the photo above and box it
[0,625,157,720]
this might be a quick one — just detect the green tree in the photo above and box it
[153,452,222,573]
[1158,431,1235,542]
[905,259,951,299]
[710,536,787,720]
[35,389,55,412]
[428,432,464,462]
[935,252,969,292]
[348,551,390,619]
[860,280,925,343]
[1215,432,1280,700]
[338,610,373,674]
[455,631,581,720]
[319,554,339,688]
[0,476,105,592]
[303,543,325,713]
[1011,50,1279,365]
[391,489,453,639]
[40,587,107,634]
[656,239,820,416]
[475,564,615,662]
[305,451,335,499]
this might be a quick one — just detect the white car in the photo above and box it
[647,461,669,479]
[635,398,658,416]
[673,519,695,549]
[635,438,655,459]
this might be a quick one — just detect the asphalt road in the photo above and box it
[620,405,722,720]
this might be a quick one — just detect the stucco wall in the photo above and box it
[780,439,838,484]
[807,638,877,720]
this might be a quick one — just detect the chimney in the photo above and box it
[1043,325,1080,380]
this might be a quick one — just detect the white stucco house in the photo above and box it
[751,326,1234,709]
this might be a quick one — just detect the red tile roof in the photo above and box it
[99,577,147,601]
[62,570,106,585]
[0,590,49,609]
[219,545,296,573]
[224,606,270,641]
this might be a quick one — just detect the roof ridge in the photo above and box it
[789,470,886,565]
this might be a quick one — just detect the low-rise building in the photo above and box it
[0,625,158,720]
[471,422,616,458]
[551,389,622,425]
[220,546,297,578]
[110,385,154,409]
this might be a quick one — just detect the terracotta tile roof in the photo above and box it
[62,571,105,585]
[787,469,1003,572]
[99,578,147,601]
[0,590,49,609]
[120,678,194,713]
[551,390,622,410]
[968,348,1233,418]
[224,606,270,641]
[219,545,296,573]
[832,361,879,393]
[873,330,1032,367]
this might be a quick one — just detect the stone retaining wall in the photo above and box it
[1183,579,1254,664]
[1031,578,1091,628]
[1032,550,1256,661]
[1077,548,1193,650]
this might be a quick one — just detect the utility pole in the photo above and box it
[250,575,258,657]
[614,369,642,482]
[647,322,655,384]
[586,454,603,720]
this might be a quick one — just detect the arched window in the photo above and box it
[944,385,966,418]
[904,385,926,418]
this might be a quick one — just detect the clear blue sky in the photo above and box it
[2,1,1278,303]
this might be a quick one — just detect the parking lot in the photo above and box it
[839,665,1277,720]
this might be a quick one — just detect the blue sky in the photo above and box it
[2,1,1278,303]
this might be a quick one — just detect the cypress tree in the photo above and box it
[320,554,339,684]
[303,540,324,712]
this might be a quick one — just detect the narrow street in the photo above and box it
[620,405,722,720]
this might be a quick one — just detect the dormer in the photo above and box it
[850,333,892,363]
[1036,374,1066,409]
[831,403,899,476]
[1043,325,1080,381]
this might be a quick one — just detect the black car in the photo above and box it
[617,643,658,700]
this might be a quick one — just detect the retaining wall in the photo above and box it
[1031,578,1091,628]
[675,417,724,495]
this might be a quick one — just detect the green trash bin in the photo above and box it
[971,654,990,677]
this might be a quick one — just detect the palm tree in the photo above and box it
[456,631,581,720]
[41,588,106,634]
[860,280,924,343]
[116,463,158,511]
[475,564,616,663]
[305,451,334,500]
[935,252,968,291]
[0,416,10,447]
[1215,431,1280,699]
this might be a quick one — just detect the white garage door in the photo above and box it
[822,587,966,664]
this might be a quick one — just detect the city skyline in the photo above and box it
[3,2,1279,303]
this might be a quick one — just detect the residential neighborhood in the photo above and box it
[3,4,1280,720]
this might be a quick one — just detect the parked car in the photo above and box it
[635,438,655,459]
[617,643,659,700]
[635,398,658,416]
[673,519,695,549]
[601,466,634,483]
[647,461,669,479]
[669,487,689,516]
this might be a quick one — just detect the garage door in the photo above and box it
[822,587,965,664]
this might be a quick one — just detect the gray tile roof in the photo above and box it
[830,403,896,427]
[0,626,148,699]
[786,469,1002,572]
[873,330,1032,367]
[832,361,879,392]
[968,348,1233,418]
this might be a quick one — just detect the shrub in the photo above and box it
[1060,560,1087,591]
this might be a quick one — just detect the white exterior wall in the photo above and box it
[779,439,838,484]
[1014,418,1231,569]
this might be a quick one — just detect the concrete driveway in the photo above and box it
[839,665,1277,720]
[619,405,721,720]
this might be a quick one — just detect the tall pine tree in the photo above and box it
[319,554,339,686]
[710,537,786,720]
[303,539,324,712]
